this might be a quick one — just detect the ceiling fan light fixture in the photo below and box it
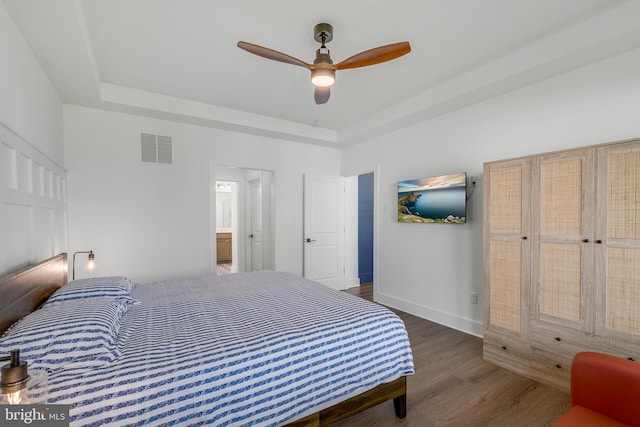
[238,22,411,103]
[311,68,335,87]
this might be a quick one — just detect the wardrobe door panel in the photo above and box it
[484,158,530,341]
[596,142,640,344]
[532,149,595,332]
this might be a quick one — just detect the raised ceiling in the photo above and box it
[4,0,640,146]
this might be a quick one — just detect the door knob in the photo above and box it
[306,238,317,243]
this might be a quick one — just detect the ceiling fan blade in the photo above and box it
[314,86,331,105]
[237,41,311,69]
[335,42,411,70]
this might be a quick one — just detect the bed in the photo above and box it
[0,253,414,426]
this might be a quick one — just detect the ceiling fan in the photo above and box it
[237,23,411,104]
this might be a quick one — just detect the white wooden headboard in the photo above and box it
[0,122,68,275]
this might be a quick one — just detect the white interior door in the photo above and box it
[303,175,345,290]
[249,177,263,271]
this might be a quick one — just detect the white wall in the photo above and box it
[0,3,66,274]
[0,3,63,165]
[342,47,640,337]
[64,105,341,282]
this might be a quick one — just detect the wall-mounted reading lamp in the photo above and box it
[72,250,96,280]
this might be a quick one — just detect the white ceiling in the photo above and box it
[4,0,640,146]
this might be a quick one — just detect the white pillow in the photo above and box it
[0,297,135,372]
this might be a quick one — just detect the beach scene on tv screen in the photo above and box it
[398,172,467,223]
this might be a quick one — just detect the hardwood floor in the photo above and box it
[339,284,571,427]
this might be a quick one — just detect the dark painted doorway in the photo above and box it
[358,173,374,284]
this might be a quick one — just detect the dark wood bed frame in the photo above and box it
[0,253,67,334]
[0,253,407,426]
[282,377,406,426]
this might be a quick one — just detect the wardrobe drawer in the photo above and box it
[530,322,589,358]
[483,334,531,377]
[529,349,572,392]
[590,336,640,363]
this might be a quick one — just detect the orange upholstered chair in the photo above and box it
[552,352,640,427]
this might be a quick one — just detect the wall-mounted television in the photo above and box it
[397,172,467,224]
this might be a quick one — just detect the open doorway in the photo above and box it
[213,166,274,275]
[344,172,375,289]
[358,172,374,285]
[215,181,236,275]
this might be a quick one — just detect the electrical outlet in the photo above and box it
[470,292,478,304]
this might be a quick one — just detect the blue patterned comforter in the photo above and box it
[47,271,414,426]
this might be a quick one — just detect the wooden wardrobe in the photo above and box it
[483,137,640,391]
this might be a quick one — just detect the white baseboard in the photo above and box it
[375,291,484,338]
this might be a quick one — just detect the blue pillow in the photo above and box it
[44,276,135,305]
[0,297,135,372]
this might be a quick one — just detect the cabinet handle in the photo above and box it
[554,337,562,342]
[582,239,589,243]
[522,236,528,240]
[555,364,562,369]
[502,346,507,350]
[596,239,603,244]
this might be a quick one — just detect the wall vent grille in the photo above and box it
[141,133,172,164]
